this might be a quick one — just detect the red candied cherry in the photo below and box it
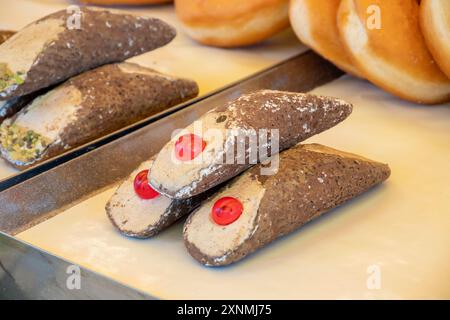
[174,133,206,161]
[134,169,160,200]
[211,197,244,226]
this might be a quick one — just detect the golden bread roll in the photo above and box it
[289,0,362,77]
[338,0,450,104]
[80,0,172,4]
[175,0,290,47]
[420,0,450,79]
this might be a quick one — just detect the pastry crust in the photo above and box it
[149,90,353,199]
[420,0,450,79]
[175,0,290,47]
[289,0,362,77]
[337,0,450,104]
[184,143,391,266]
[0,8,176,100]
[0,62,198,169]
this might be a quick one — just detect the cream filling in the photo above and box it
[13,85,82,142]
[185,172,265,262]
[108,160,172,234]
[340,0,450,100]
[149,110,230,197]
[0,18,65,79]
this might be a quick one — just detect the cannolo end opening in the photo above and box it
[106,185,172,238]
[0,123,50,165]
[185,173,265,264]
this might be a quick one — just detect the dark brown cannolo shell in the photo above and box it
[184,143,390,266]
[0,8,176,99]
[150,90,353,198]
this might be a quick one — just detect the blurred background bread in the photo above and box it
[420,0,450,79]
[289,0,362,77]
[80,0,172,5]
[0,30,15,45]
[337,0,450,104]
[174,0,290,47]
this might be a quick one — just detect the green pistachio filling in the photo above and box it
[0,123,50,164]
[0,63,25,91]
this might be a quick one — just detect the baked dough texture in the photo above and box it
[184,143,390,266]
[175,0,290,47]
[420,0,450,79]
[338,0,450,104]
[289,0,362,77]
[0,62,198,169]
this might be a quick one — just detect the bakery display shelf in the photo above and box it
[0,51,342,299]
[0,232,150,299]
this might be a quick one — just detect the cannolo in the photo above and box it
[0,62,198,169]
[184,143,391,266]
[149,90,353,199]
[106,159,216,238]
[337,0,450,104]
[0,30,15,45]
[0,7,176,100]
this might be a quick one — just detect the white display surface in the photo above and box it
[0,0,304,180]
[17,76,450,299]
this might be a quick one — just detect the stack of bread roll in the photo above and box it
[161,0,450,104]
[290,0,450,104]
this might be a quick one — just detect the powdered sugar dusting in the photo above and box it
[150,90,352,198]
